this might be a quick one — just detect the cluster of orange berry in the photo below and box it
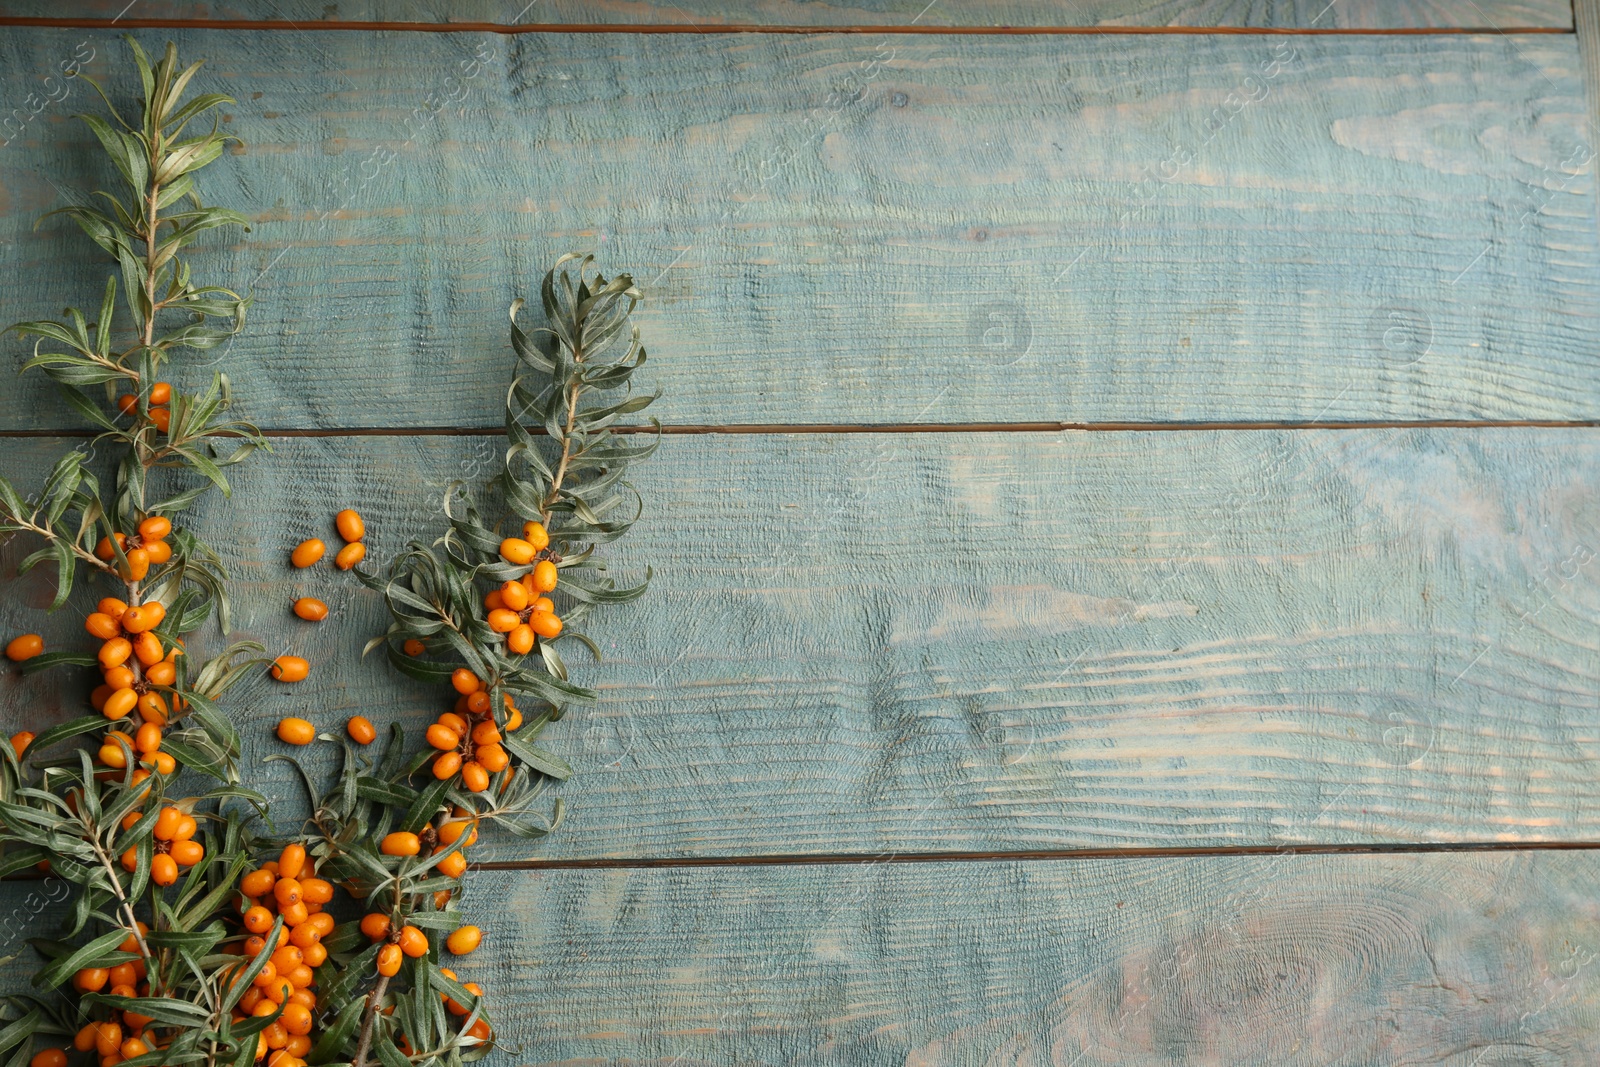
[86,594,179,727]
[229,844,333,1065]
[46,922,158,1066]
[93,515,174,582]
[367,822,489,1043]
[426,670,521,792]
[491,521,562,654]
[116,803,203,885]
[114,380,173,433]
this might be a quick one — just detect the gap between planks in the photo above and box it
[2,419,1600,439]
[466,839,1600,870]
[0,17,1574,34]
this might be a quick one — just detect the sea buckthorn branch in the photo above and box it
[0,38,296,1067]
[260,738,488,1066]
[279,254,661,1065]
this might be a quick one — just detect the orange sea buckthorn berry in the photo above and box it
[134,722,162,755]
[397,926,428,958]
[299,877,333,905]
[435,849,467,878]
[4,634,43,662]
[402,638,425,657]
[334,542,365,570]
[292,598,328,622]
[302,942,328,968]
[91,1021,120,1057]
[505,705,524,732]
[94,532,127,560]
[335,509,365,543]
[85,612,121,640]
[465,690,491,716]
[137,691,170,725]
[9,731,33,758]
[120,546,151,581]
[242,868,276,897]
[270,945,303,974]
[279,843,307,881]
[73,1024,98,1052]
[438,712,469,736]
[276,717,315,745]
[102,688,138,722]
[270,657,309,683]
[143,538,173,564]
[376,943,402,977]
[151,853,179,886]
[289,539,325,568]
[150,406,172,433]
[98,596,129,620]
[507,624,534,655]
[138,515,171,541]
[486,608,520,634]
[476,743,509,773]
[103,664,136,690]
[174,812,197,841]
[471,720,500,746]
[499,580,530,612]
[119,1037,150,1059]
[498,537,536,565]
[152,806,181,840]
[380,831,420,857]
[359,913,391,942]
[133,631,163,667]
[152,752,177,774]
[73,967,109,993]
[30,1048,68,1067]
[119,605,157,634]
[530,610,562,639]
[432,752,462,780]
[522,520,550,550]
[446,925,482,956]
[461,762,489,793]
[171,839,205,866]
[531,559,558,593]
[426,724,460,751]
[450,669,481,695]
[99,637,132,669]
[274,878,302,908]
[482,589,504,612]
[281,1002,313,1037]
[148,382,172,405]
[532,596,554,614]
[346,716,376,745]
[437,819,477,848]
[145,660,177,686]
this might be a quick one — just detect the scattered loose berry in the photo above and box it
[290,539,325,568]
[335,509,365,543]
[276,718,315,745]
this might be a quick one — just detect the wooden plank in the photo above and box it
[1,28,1596,430]
[0,1,1574,30]
[4,852,1590,1063]
[5,428,1600,858]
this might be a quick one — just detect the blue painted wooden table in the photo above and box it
[2,1,1600,1063]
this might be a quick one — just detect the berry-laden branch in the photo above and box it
[0,35,297,1067]
[266,253,659,1066]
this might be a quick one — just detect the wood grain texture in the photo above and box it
[1,28,1597,430]
[3,852,1590,1065]
[5,428,1600,858]
[474,852,1600,1065]
[0,1,1575,30]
